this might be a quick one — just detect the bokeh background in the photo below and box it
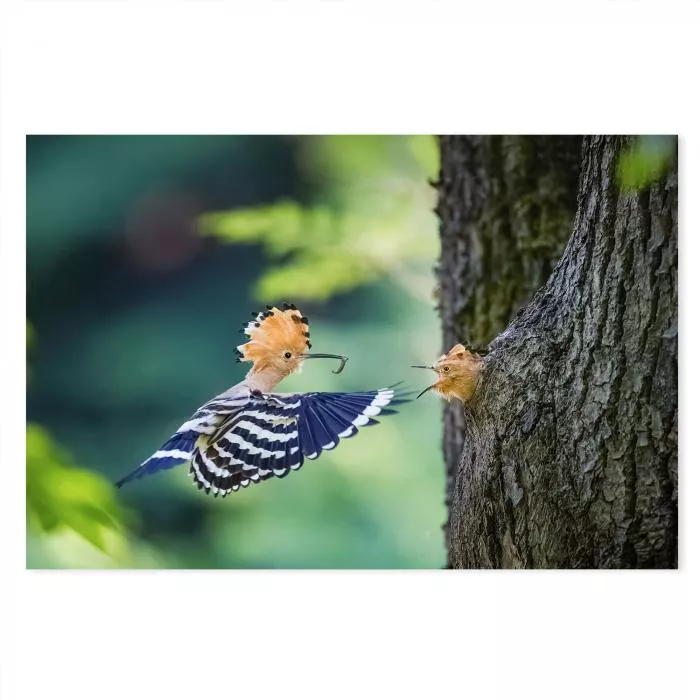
[26,135,445,569]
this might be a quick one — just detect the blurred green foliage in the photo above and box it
[199,136,439,301]
[26,423,128,555]
[27,135,445,569]
[27,317,135,565]
[617,135,676,191]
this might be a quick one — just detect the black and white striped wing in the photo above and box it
[189,392,303,497]
[115,393,249,488]
[189,386,407,497]
[296,388,402,458]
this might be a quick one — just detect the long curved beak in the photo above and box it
[412,365,437,398]
[303,353,349,375]
[416,384,436,399]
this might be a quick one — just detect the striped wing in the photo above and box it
[115,394,247,488]
[190,393,302,497]
[189,386,408,497]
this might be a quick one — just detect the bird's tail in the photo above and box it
[115,431,198,488]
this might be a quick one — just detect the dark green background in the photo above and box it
[27,135,445,568]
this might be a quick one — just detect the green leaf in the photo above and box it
[26,423,129,556]
[618,136,675,192]
[407,135,439,179]
[257,253,376,301]
[197,136,440,303]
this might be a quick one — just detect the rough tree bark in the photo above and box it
[436,136,583,515]
[436,135,677,568]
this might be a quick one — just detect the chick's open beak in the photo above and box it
[411,365,438,399]
[416,385,436,399]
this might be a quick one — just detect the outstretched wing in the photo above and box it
[189,385,409,497]
[190,392,302,496]
[115,394,248,488]
[296,388,399,458]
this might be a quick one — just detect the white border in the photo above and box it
[2,1,698,699]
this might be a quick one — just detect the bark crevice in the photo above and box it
[437,135,677,569]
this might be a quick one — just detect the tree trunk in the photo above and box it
[436,135,678,568]
[436,136,583,516]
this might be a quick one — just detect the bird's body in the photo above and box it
[413,343,485,402]
[116,304,407,497]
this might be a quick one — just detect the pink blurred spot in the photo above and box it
[124,190,203,272]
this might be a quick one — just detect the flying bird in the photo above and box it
[412,343,485,402]
[116,304,408,497]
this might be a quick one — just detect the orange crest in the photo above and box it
[236,303,310,369]
[438,343,469,363]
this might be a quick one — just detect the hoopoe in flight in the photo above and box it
[412,343,486,402]
[116,304,409,497]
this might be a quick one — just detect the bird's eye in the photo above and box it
[443,366,450,373]
[284,352,292,359]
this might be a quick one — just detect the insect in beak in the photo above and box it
[303,353,349,375]
[416,384,436,399]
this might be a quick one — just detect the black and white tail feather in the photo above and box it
[116,384,411,497]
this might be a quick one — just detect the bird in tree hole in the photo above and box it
[115,304,409,497]
[412,343,486,402]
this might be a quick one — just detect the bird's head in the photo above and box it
[412,343,485,402]
[235,303,347,387]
